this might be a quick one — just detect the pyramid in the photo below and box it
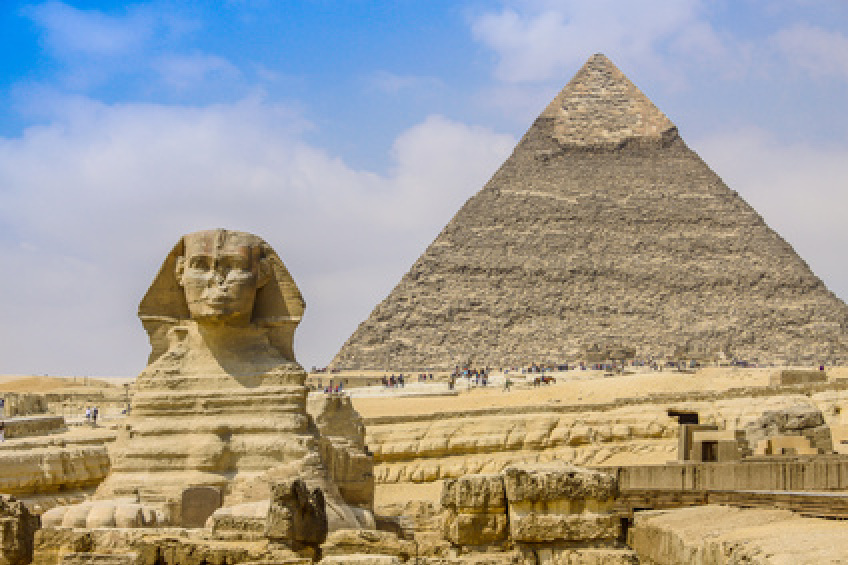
[331,54,848,370]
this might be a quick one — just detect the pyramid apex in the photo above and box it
[541,54,676,148]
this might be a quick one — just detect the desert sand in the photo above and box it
[350,367,790,419]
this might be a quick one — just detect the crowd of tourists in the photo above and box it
[381,374,405,388]
[323,381,344,393]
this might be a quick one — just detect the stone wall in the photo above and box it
[1,394,48,418]
[0,444,110,497]
[613,456,848,492]
[439,465,637,565]
[0,416,65,440]
[361,383,848,499]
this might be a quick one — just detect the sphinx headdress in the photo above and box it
[137,229,305,364]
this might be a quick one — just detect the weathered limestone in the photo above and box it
[0,495,40,565]
[32,527,294,565]
[503,464,619,545]
[438,465,633,565]
[331,53,848,370]
[0,445,110,497]
[743,402,832,454]
[629,505,848,564]
[264,479,327,550]
[319,556,401,565]
[308,394,375,510]
[0,416,64,440]
[320,530,414,561]
[0,394,48,418]
[41,229,373,533]
[440,474,508,547]
[770,369,827,386]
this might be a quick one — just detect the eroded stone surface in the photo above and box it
[320,529,414,561]
[43,230,372,532]
[630,505,848,565]
[331,53,848,370]
[0,495,41,565]
[440,474,508,546]
[265,479,327,548]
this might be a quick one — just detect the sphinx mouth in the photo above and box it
[204,294,233,306]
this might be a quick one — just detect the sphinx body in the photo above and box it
[45,230,373,531]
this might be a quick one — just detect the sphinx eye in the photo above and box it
[189,256,211,270]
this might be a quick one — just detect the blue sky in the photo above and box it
[1,1,847,376]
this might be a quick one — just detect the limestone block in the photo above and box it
[440,474,508,547]
[630,505,848,565]
[206,500,269,537]
[320,529,414,560]
[441,474,506,510]
[265,479,327,547]
[318,556,401,565]
[442,512,509,549]
[508,512,620,544]
[743,402,832,453]
[502,464,619,544]
[416,552,524,564]
[502,464,617,503]
[0,446,110,496]
[517,548,637,565]
[60,553,138,565]
[0,495,41,565]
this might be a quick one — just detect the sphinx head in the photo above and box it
[175,230,271,326]
[138,229,305,363]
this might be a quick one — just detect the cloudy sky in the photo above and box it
[1,1,846,376]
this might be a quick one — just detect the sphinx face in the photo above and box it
[177,230,266,325]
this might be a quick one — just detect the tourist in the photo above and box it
[85,407,91,423]
[92,406,99,426]
[0,420,5,442]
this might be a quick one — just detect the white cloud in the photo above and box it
[25,1,156,58]
[771,24,848,80]
[152,54,242,92]
[470,0,728,85]
[0,97,515,376]
[692,127,848,301]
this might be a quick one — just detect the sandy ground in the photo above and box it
[0,375,133,392]
[350,367,799,418]
[3,366,839,415]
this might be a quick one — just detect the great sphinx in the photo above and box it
[43,229,374,532]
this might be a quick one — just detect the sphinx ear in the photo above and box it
[256,257,272,288]
[175,257,186,287]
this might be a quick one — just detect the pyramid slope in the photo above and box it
[331,55,848,370]
[542,53,676,147]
